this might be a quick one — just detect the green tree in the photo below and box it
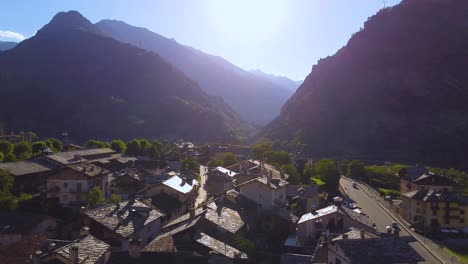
[313,159,340,194]
[46,138,63,152]
[264,150,290,165]
[0,171,16,210]
[252,140,273,160]
[138,139,151,154]
[0,152,4,162]
[302,164,314,183]
[208,158,223,167]
[0,140,14,156]
[182,157,199,172]
[87,186,105,207]
[85,140,109,149]
[107,193,121,204]
[4,153,15,162]
[146,144,161,159]
[110,139,127,153]
[282,164,300,184]
[13,141,32,159]
[347,160,365,178]
[339,159,350,174]
[222,152,238,167]
[151,140,163,153]
[126,139,142,155]
[32,141,48,154]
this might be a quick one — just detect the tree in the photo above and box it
[4,153,16,162]
[32,141,48,154]
[13,141,32,159]
[208,158,223,167]
[107,193,121,204]
[85,140,109,149]
[0,140,14,156]
[302,164,314,183]
[265,150,290,165]
[138,139,151,154]
[181,157,199,172]
[0,171,16,210]
[252,140,273,160]
[0,152,3,162]
[110,139,126,153]
[282,164,300,185]
[126,140,142,155]
[151,140,163,153]
[313,159,340,194]
[87,186,105,207]
[222,152,238,167]
[339,159,350,174]
[47,138,63,152]
[347,160,365,178]
[146,144,161,159]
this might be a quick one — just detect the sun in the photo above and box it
[209,0,289,45]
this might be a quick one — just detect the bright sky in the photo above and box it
[0,0,400,80]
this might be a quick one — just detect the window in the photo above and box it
[460,218,465,224]
[63,182,68,188]
[432,210,437,216]
[460,210,465,215]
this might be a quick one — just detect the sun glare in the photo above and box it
[209,0,289,45]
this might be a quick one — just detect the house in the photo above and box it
[82,199,164,251]
[142,175,198,204]
[206,166,237,194]
[324,232,423,264]
[107,251,209,264]
[400,170,455,193]
[0,212,58,247]
[0,159,57,194]
[46,163,111,209]
[286,184,320,212]
[401,189,468,232]
[111,170,145,198]
[296,205,375,242]
[210,144,251,161]
[34,227,111,264]
[149,192,187,222]
[238,176,289,210]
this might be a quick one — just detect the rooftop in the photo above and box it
[403,189,468,204]
[83,200,164,238]
[298,205,374,228]
[0,212,57,235]
[333,236,424,264]
[67,163,109,177]
[162,175,197,194]
[204,201,245,234]
[45,148,116,165]
[194,231,247,259]
[51,234,110,264]
[298,205,338,224]
[214,166,237,177]
[0,159,56,176]
[412,172,455,186]
[332,227,378,241]
[286,184,319,198]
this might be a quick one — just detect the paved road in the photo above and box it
[340,177,443,264]
[195,165,208,207]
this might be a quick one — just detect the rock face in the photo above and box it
[264,0,468,168]
[0,41,17,51]
[0,11,246,142]
[96,20,297,125]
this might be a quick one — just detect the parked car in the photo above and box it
[352,182,357,188]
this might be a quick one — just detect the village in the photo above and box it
[0,140,467,264]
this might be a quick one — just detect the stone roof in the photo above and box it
[45,148,116,165]
[107,251,209,264]
[334,236,424,264]
[204,201,245,234]
[332,227,378,241]
[143,235,175,252]
[239,176,289,190]
[52,235,110,264]
[83,200,164,238]
[412,172,455,186]
[402,189,468,204]
[194,231,247,259]
[0,159,56,176]
[286,184,318,198]
[67,163,109,177]
[298,205,374,229]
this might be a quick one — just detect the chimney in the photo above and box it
[32,250,42,264]
[129,239,141,259]
[269,170,273,178]
[239,162,244,172]
[280,169,285,179]
[180,177,187,186]
[342,234,348,240]
[360,229,365,239]
[69,246,79,263]
[48,243,56,252]
[80,226,90,237]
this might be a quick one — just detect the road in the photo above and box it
[195,165,208,207]
[340,177,444,264]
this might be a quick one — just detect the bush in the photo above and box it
[233,235,255,255]
[110,139,126,153]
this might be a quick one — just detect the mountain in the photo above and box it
[249,69,302,92]
[264,0,468,168]
[95,20,295,125]
[0,11,246,142]
[0,41,17,51]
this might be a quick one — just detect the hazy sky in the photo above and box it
[1,0,400,80]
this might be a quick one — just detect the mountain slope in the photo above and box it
[0,41,17,51]
[264,0,468,168]
[95,20,297,125]
[0,11,245,142]
[249,69,301,92]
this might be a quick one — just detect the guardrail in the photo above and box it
[343,177,455,264]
